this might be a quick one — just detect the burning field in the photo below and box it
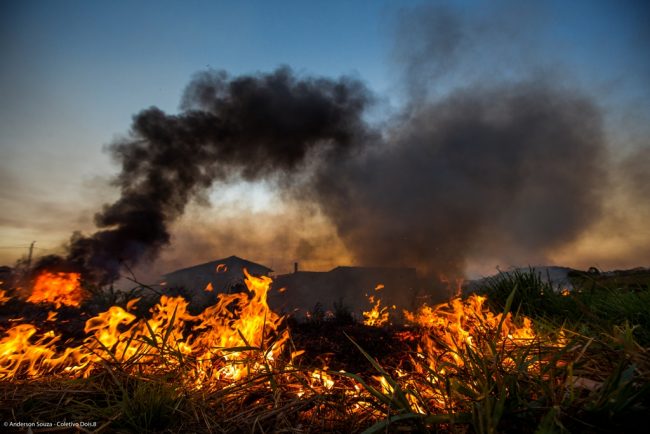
[1,266,649,433]
[1,44,648,434]
[2,3,650,432]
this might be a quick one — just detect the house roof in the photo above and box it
[163,255,272,277]
[329,265,416,273]
[274,266,417,281]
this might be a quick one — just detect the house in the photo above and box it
[162,256,421,319]
[161,255,272,311]
[269,265,419,320]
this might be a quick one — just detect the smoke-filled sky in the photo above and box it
[1,0,649,279]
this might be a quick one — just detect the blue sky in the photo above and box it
[1,0,648,271]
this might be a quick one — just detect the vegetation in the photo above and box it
[1,269,649,433]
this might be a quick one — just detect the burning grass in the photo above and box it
[1,269,649,432]
[27,271,85,308]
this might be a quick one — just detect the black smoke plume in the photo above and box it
[38,4,610,285]
[38,67,373,284]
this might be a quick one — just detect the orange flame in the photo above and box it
[362,283,390,326]
[0,268,288,384]
[0,267,566,416]
[27,272,84,308]
[363,294,389,326]
[191,269,288,384]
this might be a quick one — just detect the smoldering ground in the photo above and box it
[37,3,644,285]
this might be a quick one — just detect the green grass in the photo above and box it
[465,269,650,433]
[475,268,650,346]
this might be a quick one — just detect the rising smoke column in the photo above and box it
[41,67,373,284]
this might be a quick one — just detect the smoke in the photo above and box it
[38,67,373,284]
[146,198,352,281]
[621,146,650,202]
[308,82,606,277]
[392,1,545,101]
[298,3,607,278]
[39,3,615,284]
[547,143,650,271]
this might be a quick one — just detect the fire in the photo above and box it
[396,293,555,411]
[0,289,9,305]
[404,294,538,364]
[310,367,335,390]
[363,295,389,326]
[362,283,390,326]
[0,324,59,376]
[27,272,84,308]
[0,266,567,425]
[191,269,288,384]
[0,269,287,384]
[0,323,93,378]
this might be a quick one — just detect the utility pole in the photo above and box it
[26,241,36,268]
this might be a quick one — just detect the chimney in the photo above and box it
[294,262,298,273]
